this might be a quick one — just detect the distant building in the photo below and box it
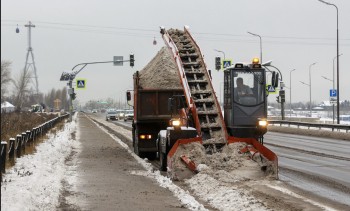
[1,101,15,113]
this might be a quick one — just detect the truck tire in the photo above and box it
[134,127,146,158]
[145,152,157,160]
[159,150,167,171]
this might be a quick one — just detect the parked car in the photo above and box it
[124,109,134,121]
[92,109,97,113]
[106,110,117,121]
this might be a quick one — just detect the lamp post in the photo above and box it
[321,75,334,123]
[214,49,225,60]
[247,31,262,63]
[318,0,340,124]
[289,69,296,117]
[309,62,316,117]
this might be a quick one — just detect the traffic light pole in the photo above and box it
[61,57,135,121]
[68,80,73,121]
[263,64,285,120]
[281,92,285,120]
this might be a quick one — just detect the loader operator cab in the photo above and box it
[224,58,270,142]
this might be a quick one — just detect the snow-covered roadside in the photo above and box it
[1,115,79,211]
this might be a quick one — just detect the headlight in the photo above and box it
[258,120,268,127]
[171,119,181,127]
[139,134,152,140]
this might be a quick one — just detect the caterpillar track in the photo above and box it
[161,26,227,145]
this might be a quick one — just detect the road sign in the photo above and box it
[329,89,337,97]
[330,97,337,105]
[266,85,277,93]
[113,56,123,66]
[76,79,86,89]
[222,59,232,68]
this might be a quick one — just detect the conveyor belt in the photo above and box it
[162,27,227,145]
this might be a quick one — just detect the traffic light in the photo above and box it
[70,88,76,100]
[276,96,280,103]
[126,91,131,101]
[279,90,285,103]
[215,57,221,70]
[130,54,134,67]
[271,72,279,88]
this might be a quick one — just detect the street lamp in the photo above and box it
[309,62,316,117]
[214,49,225,60]
[247,31,262,63]
[318,0,340,124]
[289,69,296,117]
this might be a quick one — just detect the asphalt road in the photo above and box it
[85,112,350,210]
[59,113,189,211]
[264,132,350,208]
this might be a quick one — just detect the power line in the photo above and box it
[2,20,350,47]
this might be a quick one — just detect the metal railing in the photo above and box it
[1,114,69,181]
[268,120,349,133]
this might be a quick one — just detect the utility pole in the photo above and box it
[22,21,39,97]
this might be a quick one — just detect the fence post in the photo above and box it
[21,132,27,153]
[1,141,8,173]
[32,128,36,141]
[16,135,22,157]
[9,138,15,159]
[26,130,31,142]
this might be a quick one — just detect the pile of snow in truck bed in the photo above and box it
[138,46,182,89]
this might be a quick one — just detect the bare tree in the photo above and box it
[12,68,33,111]
[1,60,12,102]
[60,86,68,110]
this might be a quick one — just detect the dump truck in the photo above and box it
[128,26,278,180]
[129,47,184,159]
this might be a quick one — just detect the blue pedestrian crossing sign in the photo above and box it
[266,84,277,94]
[76,79,86,89]
[329,89,337,97]
[222,59,232,68]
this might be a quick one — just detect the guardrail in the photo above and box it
[268,120,350,133]
[1,113,69,181]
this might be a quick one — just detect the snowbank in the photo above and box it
[1,115,79,210]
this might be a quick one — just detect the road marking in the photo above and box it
[266,184,337,211]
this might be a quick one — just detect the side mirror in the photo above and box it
[126,91,131,101]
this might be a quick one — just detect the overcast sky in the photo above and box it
[1,0,349,106]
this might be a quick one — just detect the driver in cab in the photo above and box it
[235,77,253,97]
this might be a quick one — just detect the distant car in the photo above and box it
[106,110,117,121]
[124,110,134,121]
[92,109,97,113]
[116,109,125,120]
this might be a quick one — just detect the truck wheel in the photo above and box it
[159,151,167,171]
[134,128,145,158]
[134,130,139,155]
[145,152,157,160]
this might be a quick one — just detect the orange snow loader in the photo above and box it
[129,26,278,180]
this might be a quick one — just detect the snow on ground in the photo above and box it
[1,114,79,211]
[1,112,273,211]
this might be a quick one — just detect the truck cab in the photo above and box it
[223,59,269,142]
